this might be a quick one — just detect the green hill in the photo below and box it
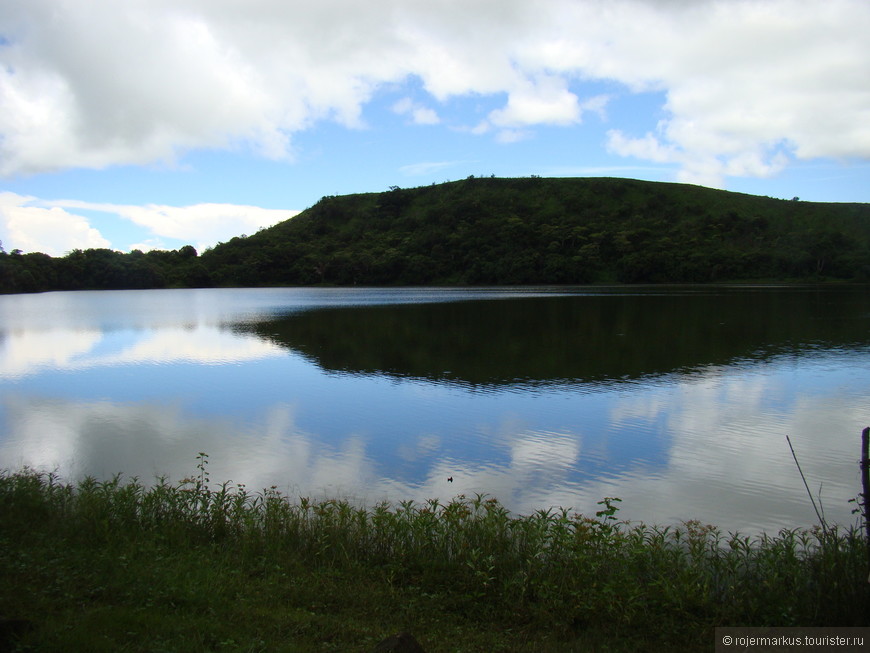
[201,176,870,286]
[2,177,870,293]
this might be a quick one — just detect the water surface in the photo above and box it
[1,285,868,534]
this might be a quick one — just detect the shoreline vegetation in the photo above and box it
[1,454,867,652]
[3,177,870,294]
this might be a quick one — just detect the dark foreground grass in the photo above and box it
[1,455,868,652]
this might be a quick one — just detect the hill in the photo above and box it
[2,177,870,292]
[201,176,870,286]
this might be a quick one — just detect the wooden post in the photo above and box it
[862,427,870,582]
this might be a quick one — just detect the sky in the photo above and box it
[0,0,869,256]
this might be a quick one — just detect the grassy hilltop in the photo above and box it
[3,177,870,292]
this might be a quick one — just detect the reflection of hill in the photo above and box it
[245,288,870,388]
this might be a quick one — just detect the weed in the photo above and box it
[0,462,867,652]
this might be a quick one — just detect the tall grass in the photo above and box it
[1,454,868,651]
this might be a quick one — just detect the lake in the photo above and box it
[1,285,868,534]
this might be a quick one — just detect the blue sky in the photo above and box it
[1,0,869,256]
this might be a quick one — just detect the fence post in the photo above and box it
[862,427,870,582]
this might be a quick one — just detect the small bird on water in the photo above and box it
[447,476,453,482]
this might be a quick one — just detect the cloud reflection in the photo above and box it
[0,328,103,378]
[0,325,284,378]
[597,365,869,533]
[1,358,868,536]
[0,392,590,513]
[0,395,373,494]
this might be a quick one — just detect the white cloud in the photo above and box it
[488,76,583,128]
[0,0,867,185]
[61,201,301,251]
[128,238,170,254]
[0,192,111,255]
[590,0,870,185]
[472,76,607,142]
[494,129,534,144]
[606,130,677,164]
[392,97,440,125]
[0,193,298,255]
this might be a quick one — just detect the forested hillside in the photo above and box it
[3,177,870,293]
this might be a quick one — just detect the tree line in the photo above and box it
[0,244,210,294]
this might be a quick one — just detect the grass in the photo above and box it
[1,453,867,652]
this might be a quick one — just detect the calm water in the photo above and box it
[1,285,868,534]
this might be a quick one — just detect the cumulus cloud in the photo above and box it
[0,193,298,254]
[392,97,440,125]
[52,201,300,252]
[0,0,868,186]
[0,192,111,255]
[592,0,870,186]
[494,129,535,145]
[487,76,584,128]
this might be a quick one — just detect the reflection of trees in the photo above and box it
[244,289,870,388]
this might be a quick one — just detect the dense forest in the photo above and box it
[2,177,870,293]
